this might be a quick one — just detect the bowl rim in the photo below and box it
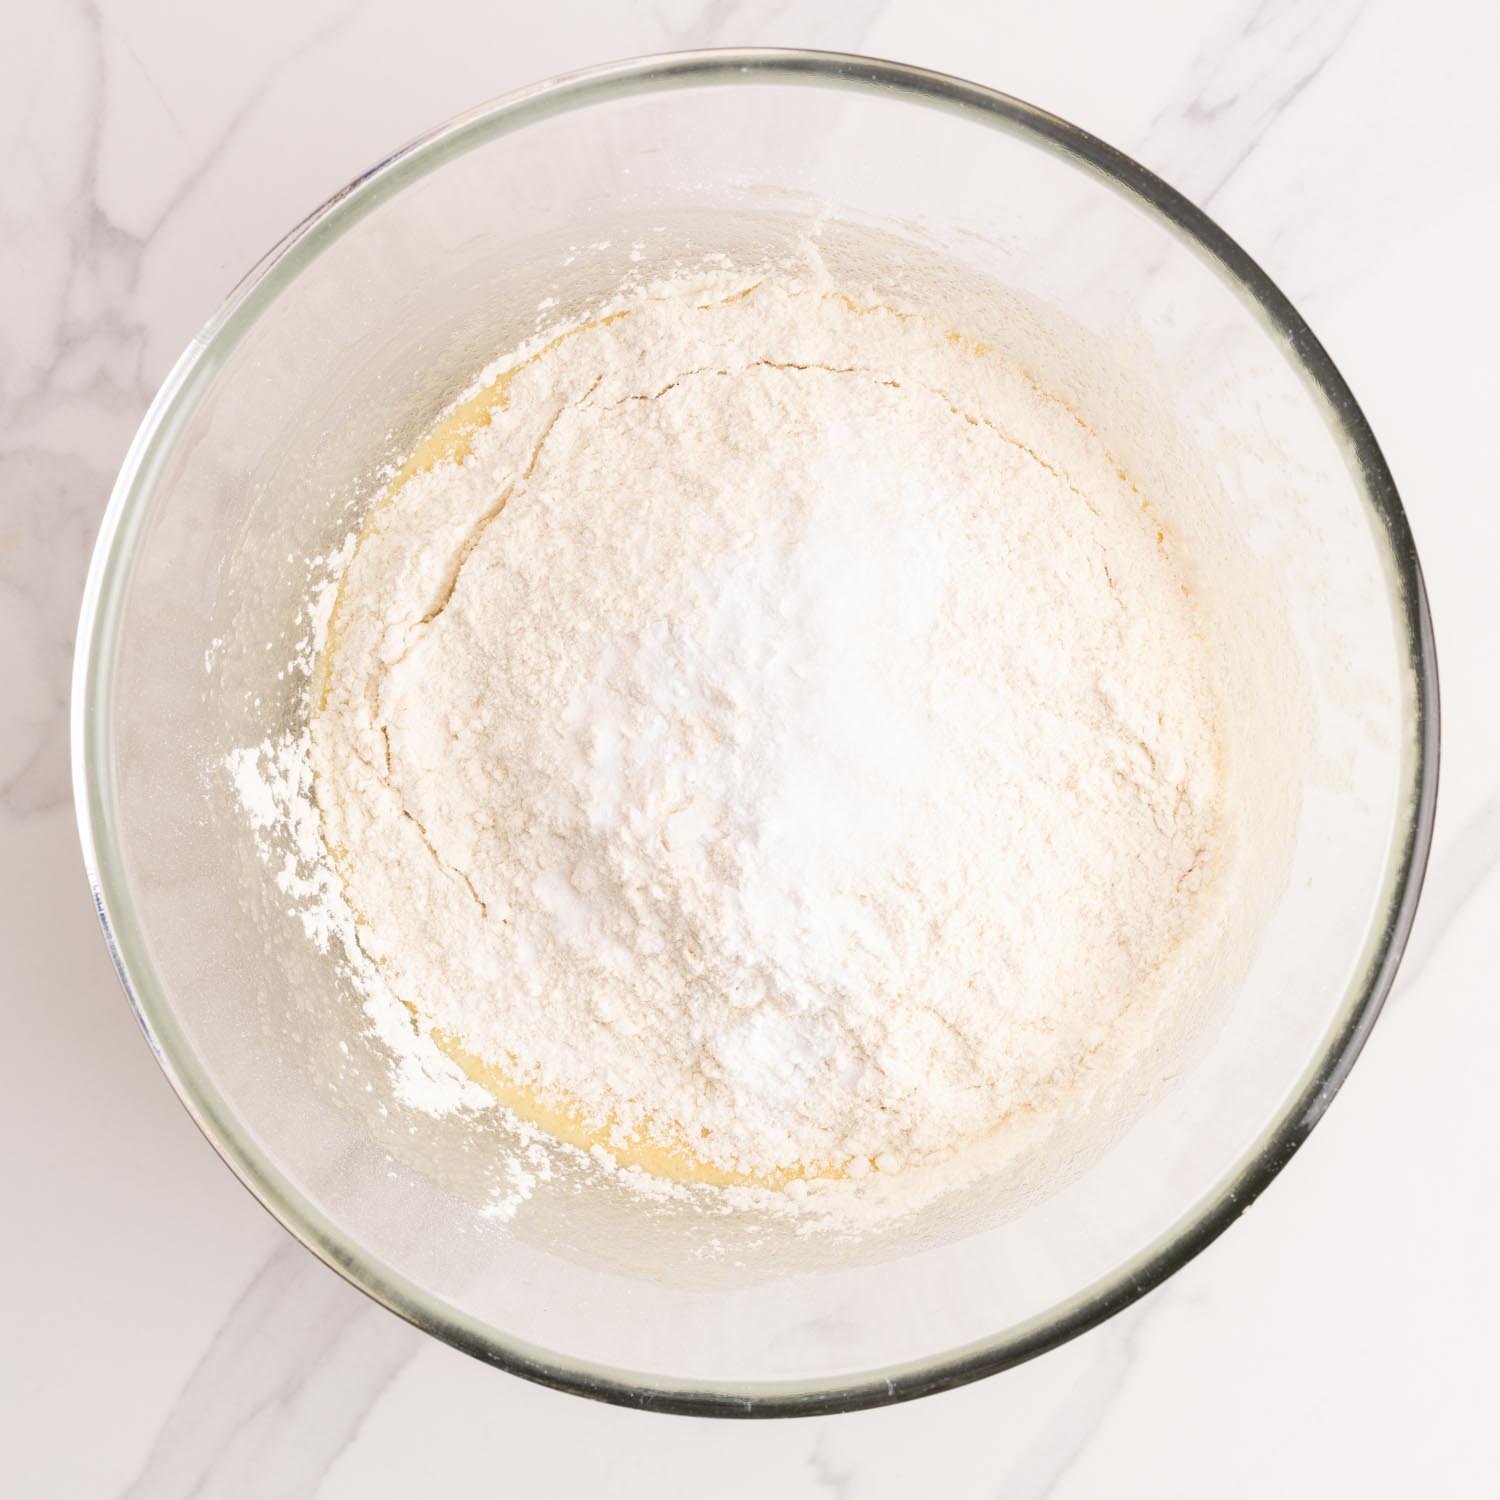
[72,46,1440,1418]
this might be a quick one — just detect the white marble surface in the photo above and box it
[2,1,1497,1494]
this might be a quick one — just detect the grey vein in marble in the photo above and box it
[1134,0,1365,207]
[120,1244,420,1500]
[0,0,369,824]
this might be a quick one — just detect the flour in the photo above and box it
[305,272,1230,1189]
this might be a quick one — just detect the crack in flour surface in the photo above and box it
[302,273,1231,1195]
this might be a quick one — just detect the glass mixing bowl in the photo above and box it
[73,50,1437,1415]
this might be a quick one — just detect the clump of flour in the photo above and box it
[296,270,1232,1190]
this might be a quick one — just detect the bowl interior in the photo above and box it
[77,54,1432,1411]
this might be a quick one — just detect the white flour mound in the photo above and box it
[309,274,1229,1185]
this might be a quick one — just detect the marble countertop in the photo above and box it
[4,1,1497,1494]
